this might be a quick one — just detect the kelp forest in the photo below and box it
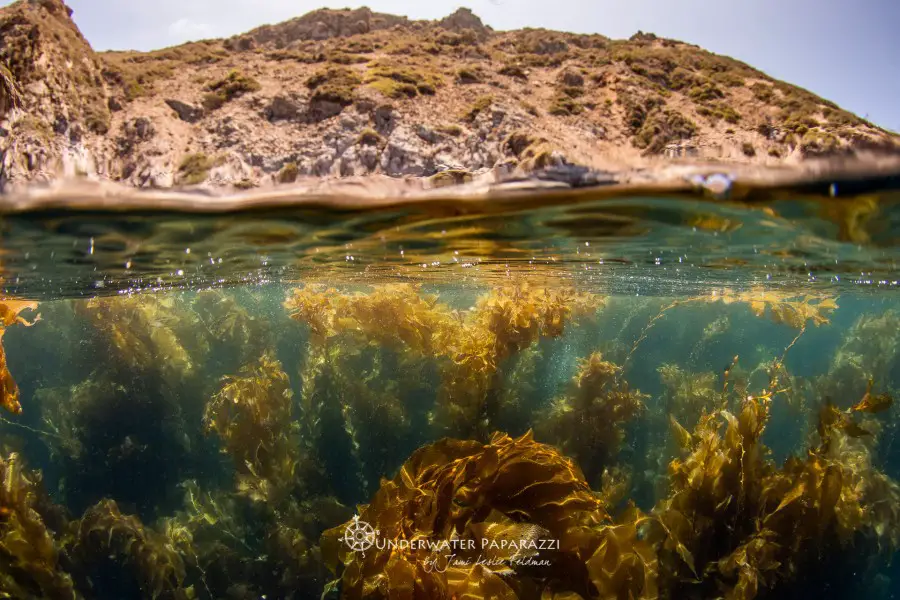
[0,283,898,600]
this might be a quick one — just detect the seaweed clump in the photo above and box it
[72,499,192,600]
[203,351,315,504]
[649,392,900,599]
[0,452,77,599]
[539,352,646,486]
[321,431,658,600]
[657,363,720,429]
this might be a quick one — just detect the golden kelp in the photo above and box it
[539,352,646,486]
[284,283,456,353]
[714,289,838,329]
[628,289,836,364]
[77,296,207,387]
[431,285,605,438]
[73,499,192,600]
[322,431,657,600]
[203,351,309,504]
[657,364,720,430]
[649,388,900,600]
[0,299,40,414]
[285,283,605,440]
[0,452,78,599]
[851,379,893,414]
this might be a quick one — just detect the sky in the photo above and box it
[5,0,899,131]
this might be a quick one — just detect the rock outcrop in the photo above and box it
[0,0,897,191]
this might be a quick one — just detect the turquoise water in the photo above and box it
[0,174,898,599]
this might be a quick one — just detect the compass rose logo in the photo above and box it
[342,515,378,556]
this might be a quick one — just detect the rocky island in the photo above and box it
[1,0,898,192]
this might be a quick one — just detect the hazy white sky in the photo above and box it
[6,0,899,131]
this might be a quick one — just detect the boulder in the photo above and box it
[165,99,203,123]
[266,95,301,121]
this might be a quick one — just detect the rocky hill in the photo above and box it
[0,0,897,191]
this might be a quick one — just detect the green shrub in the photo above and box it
[548,94,583,116]
[203,70,260,110]
[463,95,493,121]
[560,86,584,98]
[456,67,481,84]
[711,71,745,87]
[357,128,383,146]
[233,179,256,190]
[741,142,756,157]
[326,52,368,65]
[697,102,741,124]
[178,153,217,185]
[621,94,665,132]
[751,82,774,103]
[634,109,697,153]
[430,169,473,188]
[307,66,362,105]
[768,147,782,158]
[201,92,226,111]
[669,67,697,91]
[688,81,725,103]
[800,129,840,156]
[498,64,528,80]
[365,62,443,99]
[278,162,299,183]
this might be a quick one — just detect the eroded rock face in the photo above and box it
[1,0,896,191]
[116,117,155,156]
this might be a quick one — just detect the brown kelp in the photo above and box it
[628,289,837,364]
[191,291,271,374]
[657,364,720,430]
[0,281,898,600]
[285,283,453,497]
[283,283,605,499]
[0,299,40,414]
[816,309,900,403]
[76,296,207,387]
[203,351,315,504]
[285,284,604,439]
[0,452,77,599]
[321,431,657,600]
[72,499,192,600]
[432,285,604,439]
[650,390,899,600]
[539,352,646,486]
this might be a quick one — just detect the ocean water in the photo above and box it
[0,171,899,599]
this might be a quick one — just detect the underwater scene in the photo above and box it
[0,177,899,600]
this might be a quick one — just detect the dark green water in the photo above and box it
[0,175,898,599]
